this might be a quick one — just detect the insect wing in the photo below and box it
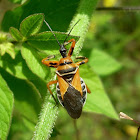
[71,69,82,96]
[63,85,83,119]
[57,74,69,99]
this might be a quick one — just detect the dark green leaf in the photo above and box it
[0,70,42,125]
[0,74,14,140]
[0,52,48,98]
[10,27,23,41]
[8,114,33,140]
[20,14,44,37]
[1,0,80,32]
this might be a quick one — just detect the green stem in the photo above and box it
[33,0,98,139]
[32,96,58,140]
[68,0,98,56]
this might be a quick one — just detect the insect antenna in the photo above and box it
[63,19,80,44]
[44,20,61,48]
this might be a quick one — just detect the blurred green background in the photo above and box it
[0,0,140,139]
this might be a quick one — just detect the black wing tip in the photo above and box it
[68,110,82,119]
[63,86,83,119]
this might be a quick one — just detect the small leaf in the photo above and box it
[0,74,14,140]
[0,42,15,59]
[21,43,49,80]
[80,65,118,119]
[10,27,23,41]
[20,14,44,37]
[89,49,122,76]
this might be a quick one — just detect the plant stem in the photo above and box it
[136,126,140,140]
[68,0,98,56]
[32,96,58,140]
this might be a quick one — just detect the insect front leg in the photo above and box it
[66,39,76,57]
[47,80,58,104]
[75,56,88,66]
[42,55,59,68]
[86,84,91,94]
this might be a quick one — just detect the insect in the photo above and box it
[42,20,91,119]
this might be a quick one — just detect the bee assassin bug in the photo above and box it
[42,20,91,119]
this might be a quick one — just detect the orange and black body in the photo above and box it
[42,20,91,119]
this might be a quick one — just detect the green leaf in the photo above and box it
[1,0,80,32]
[27,31,80,56]
[80,65,118,119]
[0,52,48,98]
[20,14,44,37]
[0,42,15,59]
[21,43,49,80]
[0,51,31,79]
[89,49,122,76]
[8,114,34,140]
[0,70,42,126]
[0,74,14,140]
[10,27,23,41]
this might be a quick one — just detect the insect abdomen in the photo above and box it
[56,78,87,119]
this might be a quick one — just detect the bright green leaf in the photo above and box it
[0,42,15,59]
[89,49,122,76]
[10,27,23,41]
[20,14,44,37]
[21,43,49,80]
[0,74,14,140]
[0,32,7,43]
[80,65,118,119]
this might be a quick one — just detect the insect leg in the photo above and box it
[75,56,88,66]
[85,84,91,93]
[67,39,76,57]
[42,55,59,68]
[47,80,58,104]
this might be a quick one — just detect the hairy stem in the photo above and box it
[68,0,98,56]
[32,96,58,140]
